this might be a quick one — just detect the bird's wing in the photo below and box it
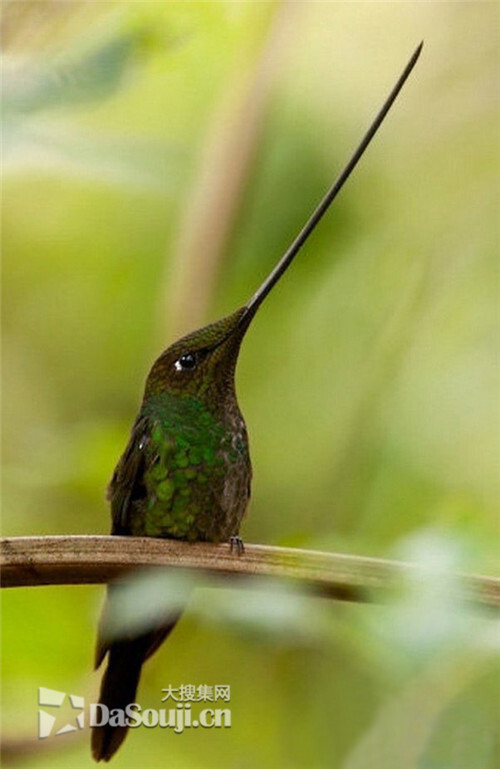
[107,414,151,535]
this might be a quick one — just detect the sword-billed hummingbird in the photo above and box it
[92,42,422,761]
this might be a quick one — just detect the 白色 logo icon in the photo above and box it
[38,687,85,739]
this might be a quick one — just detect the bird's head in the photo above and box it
[144,306,253,406]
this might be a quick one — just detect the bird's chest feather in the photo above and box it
[128,396,251,541]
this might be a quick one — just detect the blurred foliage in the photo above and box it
[1,2,499,768]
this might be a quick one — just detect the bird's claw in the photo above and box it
[229,536,245,556]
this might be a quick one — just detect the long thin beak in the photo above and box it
[239,41,423,327]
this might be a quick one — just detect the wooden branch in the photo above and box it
[0,536,498,609]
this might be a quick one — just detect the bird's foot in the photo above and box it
[229,536,245,556]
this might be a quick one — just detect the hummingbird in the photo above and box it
[92,42,422,762]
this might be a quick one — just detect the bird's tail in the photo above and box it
[91,596,181,762]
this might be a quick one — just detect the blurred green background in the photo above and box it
[2,2,498,768]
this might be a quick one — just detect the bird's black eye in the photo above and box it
[175,353,197,372]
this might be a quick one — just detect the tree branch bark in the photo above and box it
[1,536,498,608]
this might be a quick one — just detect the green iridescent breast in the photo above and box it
[128,393,250,541]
